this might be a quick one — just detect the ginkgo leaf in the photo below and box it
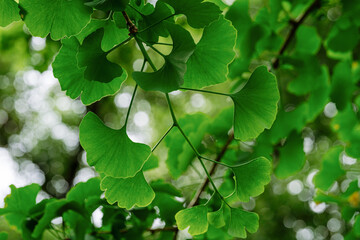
[19,0,92,40]
[137,1,174,43]
[231,66,279,141]
[79,112,151,178]
[52,36,127,105]
[330,61,354,111]
[76,19,129,52]
[233,157,272,202]
[275,131,305,179]
[66,178,102,204]
[295,25,321,55]
[182,16,236,89]
[32,200,88,239]
[227,208,259,238]
[314,146,345,191]
[207,203,229,229]
[0,0,20,27]
[85,0,129,11]
[175,205,208,235]
[133,23,195,92]
[78,29,124,83]
[0,184,40,232]
[326,23,359,53]
[160,0,221,28]
[100,171,155,210]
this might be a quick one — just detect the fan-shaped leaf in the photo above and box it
[100,171,155,209]
[183,16,236,88]
[175,205,208,235]
[19,0,92,40]
[79,112,151,178]
[233,157,272,202]
[0,0,20,27]
[231,66,279,141]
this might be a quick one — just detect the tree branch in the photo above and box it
[272,0,321,68]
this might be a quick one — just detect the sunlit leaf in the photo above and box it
[100,171,155,209]
[19,0,92,40]
[52,37,127,105]
[233,157,272,202]
[79,112,151,178]
[182,16,236,88]
[175,205,208,235]
[227,207,259,238]
[231,66,279,141]
[160,0,221,28]
[0,184,40,232]
[76,19,129,52]
[0,0,20,27]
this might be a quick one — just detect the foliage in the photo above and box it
[0,0,360,239]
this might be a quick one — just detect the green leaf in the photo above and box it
[133,23,195,92]
[165,113,210,178]
[32,200,88,239]
[76,19,129,52]
[330,61,354,111]
[160,0,221,28]
[207,203,229,229]
[231,66,279,141]
[137,1,174,43]
[52,37,127,105]
[85,0,129,11]
[0,184,40,232]
[182,16,236,89]
[100,171,155,209]
[175,205,208,235]
[227,207,259,238]
[79,112,151,178]
[233,157,272,202]
[326,23,360,53]
[0,0,20,27]
[314,146,345,191]
[275,131,305,179]
[0,232,7,240]
[66,178,102,205]
[295,25,321,55]
[78,29,125,83]
[143,154,159,171]
[19,0,92,40]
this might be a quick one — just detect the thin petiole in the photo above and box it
[197,156,231,208]
[124,84,138,127]
[106,36,133,54]
[200,156,233,168]
[138,14,176,33]
[152,124,174,152]
[135,36,157,71]
[147,44,166,57]
[180,87,230,97]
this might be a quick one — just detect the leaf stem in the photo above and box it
[152,124,174,152]
[179,87,230,97]
[106,36,133,54]
[135,36,157,71]
[138,14,176,33]
[124,84,138,127]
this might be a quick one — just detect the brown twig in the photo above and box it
[122,11,138,35]
[272,0,321,68]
